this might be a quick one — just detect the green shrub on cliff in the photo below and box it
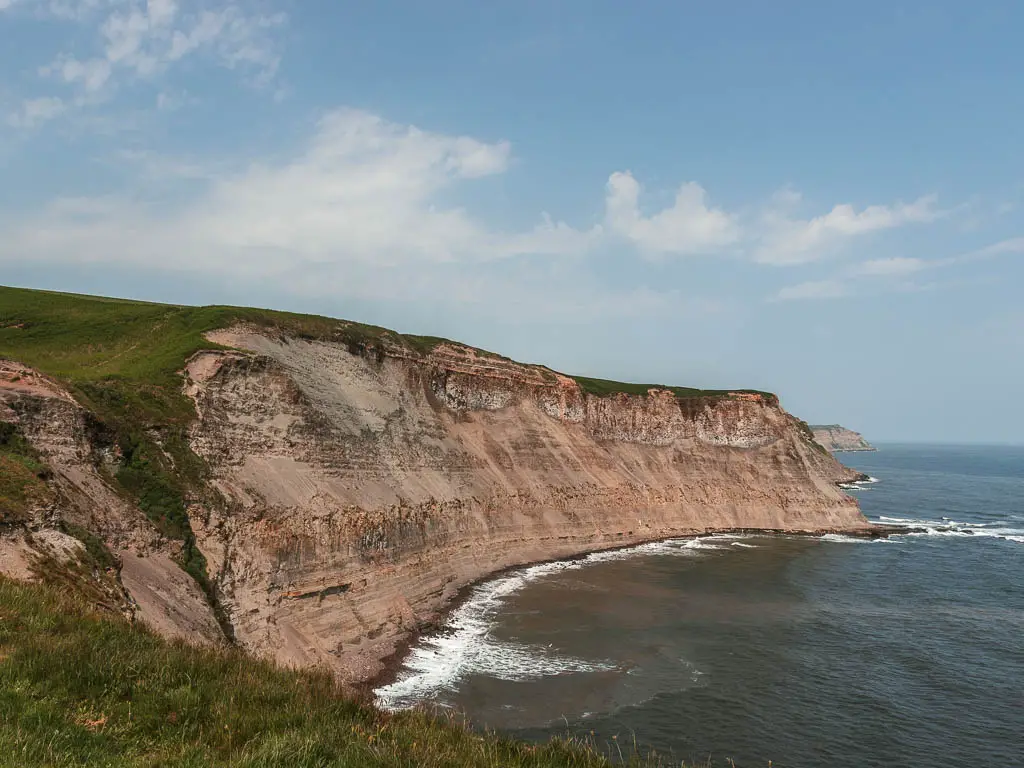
[0,422,53,524]
[0,578,682,768]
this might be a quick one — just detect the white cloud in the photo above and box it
[604,171,738,255]
[7,96,67,127]
[180,109,530,265]
[0,85,954,319]
[774,231,1024,302]
[756,195,940,265]
[44,55,113,93]
[773,279,848,301]
[13,0,286,124]
[0,109,595,276]
[0,100,952,308]
[600,175,938,264]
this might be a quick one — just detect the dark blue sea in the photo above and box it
[377,444,1024,766]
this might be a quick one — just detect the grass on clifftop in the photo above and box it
[570,375,774,402]
[0,577,679,768]
[0,285,434,427]
[0,285,772,420]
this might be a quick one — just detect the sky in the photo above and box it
[1,1,1022,444]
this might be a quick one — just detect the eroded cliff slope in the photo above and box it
[0,287,869,685]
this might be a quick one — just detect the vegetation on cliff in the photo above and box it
[570,375,774,403]
[0,577,678,768]
[0,422,53,524]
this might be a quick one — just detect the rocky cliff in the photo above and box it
[1,305,870,685]
[811,424,876,452]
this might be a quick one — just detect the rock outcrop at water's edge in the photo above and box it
[811,424,876,452]
[1,329,870,685]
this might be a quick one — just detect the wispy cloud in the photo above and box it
[6,0,287,127]
[755,194,940,265]
[959,237,1024,262]
[0,108,596,277]
[773,232,1024,302]
[7,96,67,127]
[0,106,708,323]
[773,255,936,302]
[0,102,961,309]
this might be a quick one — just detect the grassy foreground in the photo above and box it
[0,578,679,768]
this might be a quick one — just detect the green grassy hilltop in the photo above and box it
[0,285,770,425]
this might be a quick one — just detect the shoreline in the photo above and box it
[359,520,908,698]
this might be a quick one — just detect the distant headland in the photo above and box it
[810,424,876,452]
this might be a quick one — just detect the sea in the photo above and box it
[375,444,1024,767]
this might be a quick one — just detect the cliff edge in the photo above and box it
[811,424,876,452]
[0,286,870,685]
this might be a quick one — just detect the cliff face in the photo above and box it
[0,361,225,644]
[2,325,868,685]
[179,329,866,682]
[811,424,876,452]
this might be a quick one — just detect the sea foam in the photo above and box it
[840,476,881,491]
[375,535,742,710]
[872,515,1024,543]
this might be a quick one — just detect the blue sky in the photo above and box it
[1,1,1022,443]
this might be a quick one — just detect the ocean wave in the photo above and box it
[876,520,925,528]
[376,535,738,710]
[581,539,705,565]
[873,516,1024,544]
[841,476,880,491]
[375,560,618,710]
[819,533,879,544]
